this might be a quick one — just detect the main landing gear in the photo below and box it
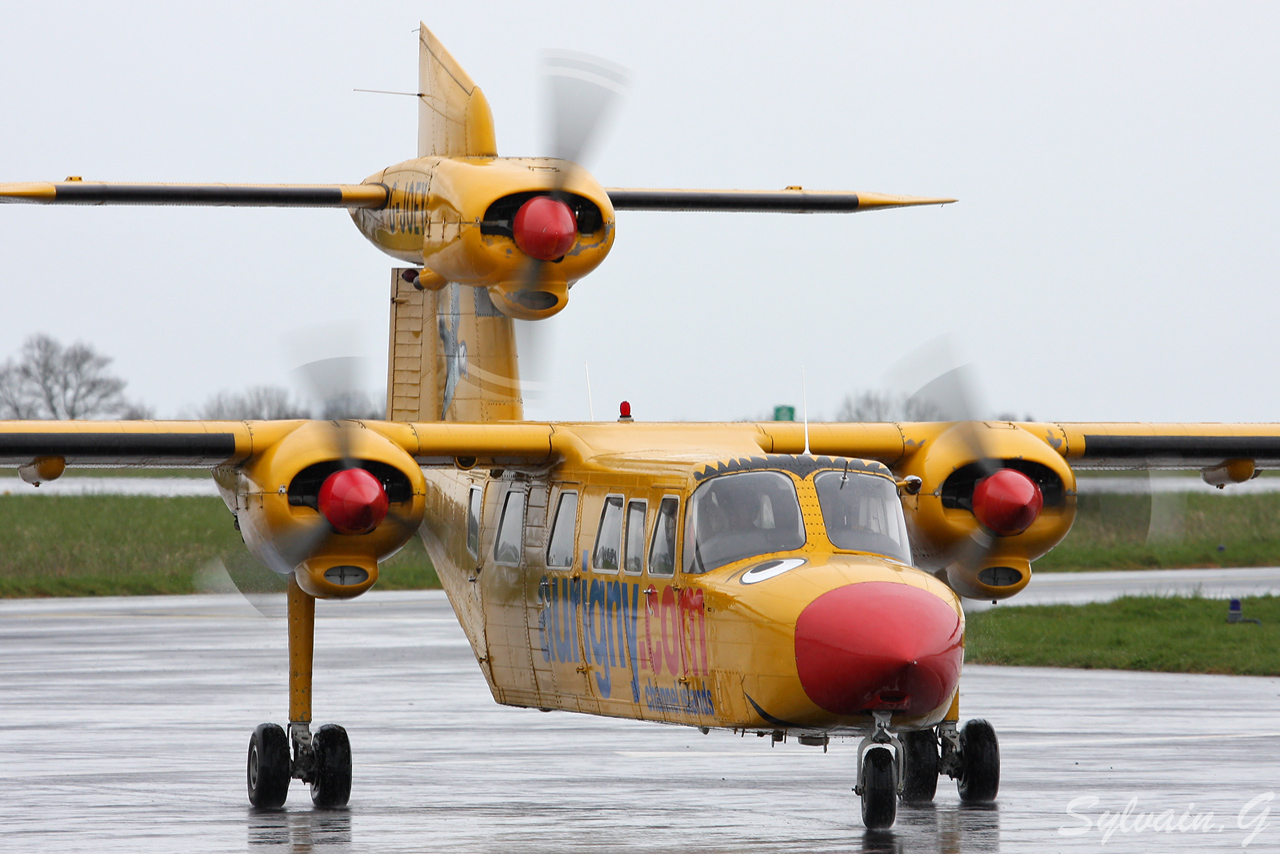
[854,710,1000,830]
[246,577,353,809]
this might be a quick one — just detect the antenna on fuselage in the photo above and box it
[802,366,811,455]
[585,362,596,421]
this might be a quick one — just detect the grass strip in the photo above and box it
[965,594,1280,675]
[1038,492,1280,571]
[0,495,437,597]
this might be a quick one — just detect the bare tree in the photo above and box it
[197,386,311,420]
[834,389,951,422]
[0,334,140,419]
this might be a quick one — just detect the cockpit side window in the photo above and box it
[814,471,912,564]
[683,471,805,574]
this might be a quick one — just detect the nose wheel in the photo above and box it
[854,711,901,830]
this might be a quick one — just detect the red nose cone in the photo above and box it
[972,468,1043,536]
[318,468,389,535]
[513,196,578,261]
[795,582,963,716]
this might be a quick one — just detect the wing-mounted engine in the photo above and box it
[896,422,1076,600]
[215,421,426,599]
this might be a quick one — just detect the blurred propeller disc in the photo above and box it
[543,50,629,165]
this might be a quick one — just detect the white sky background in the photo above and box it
[1,2,1278,423]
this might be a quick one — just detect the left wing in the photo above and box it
[0,182,388,208]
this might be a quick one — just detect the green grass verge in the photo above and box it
[965,595,1280,675]
[0,495,437,597]
[1038,492,1280,571]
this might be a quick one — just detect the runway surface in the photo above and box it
[1,591,1276,853]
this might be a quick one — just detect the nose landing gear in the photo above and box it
[854,711,901,830]
[854,711,1001,829]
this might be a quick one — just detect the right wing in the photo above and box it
[605,188,955,213]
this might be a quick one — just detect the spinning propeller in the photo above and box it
[893,347,1058,599]
[198,357,422,612]
[513,52,630,392]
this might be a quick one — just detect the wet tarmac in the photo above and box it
[1,591,1277,853]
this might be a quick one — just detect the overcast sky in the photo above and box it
[2,2,1279,424]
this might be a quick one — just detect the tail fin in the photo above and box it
[387,269,523,422]
[417,23,497,158]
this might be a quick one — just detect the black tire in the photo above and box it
[957,719,999,803]
[310,724,352,808]
[247,723,291,809]
[860,745,897,830]
[900,728,939,803]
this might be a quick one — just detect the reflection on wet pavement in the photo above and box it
[1,591,1276,852]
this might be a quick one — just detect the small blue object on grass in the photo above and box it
[1227,598,1262,626]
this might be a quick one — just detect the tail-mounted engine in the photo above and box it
[351,157,616,320]
[215,421,426,599]
[896,422,1076,600]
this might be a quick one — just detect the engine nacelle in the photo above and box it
[896,422,1077,600]
[351,157,616,320]
[215,421,426,600]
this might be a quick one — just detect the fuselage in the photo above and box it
[411,423,965,736]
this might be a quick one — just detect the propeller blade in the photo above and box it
[543,51,629,166]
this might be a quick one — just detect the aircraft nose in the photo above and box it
[794,582,963,717]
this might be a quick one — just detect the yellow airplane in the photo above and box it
[2,23,1277,831]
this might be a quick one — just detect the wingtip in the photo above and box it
[856,192,957,209]
[0,182,57,203]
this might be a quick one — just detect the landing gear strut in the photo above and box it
[246,576,353,809]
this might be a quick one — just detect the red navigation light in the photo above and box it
[619,401,631,418]
[972,468,1043,536]
[318,468,389,535]
[513,196,578,261]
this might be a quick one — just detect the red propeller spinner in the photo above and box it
[318,468,389,535]
[971,468,1043,536]
[513,196,578,260]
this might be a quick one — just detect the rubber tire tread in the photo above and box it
[957,719,1000,803]
[310,724,352,808]
[900,728,940,803]
[860,746,897,830]
[247,723,291,809]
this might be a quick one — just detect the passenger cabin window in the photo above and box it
[466,486,482,557]
[593,495,624,572]
[814,471,912,564]
[648,496,678,577]
[546,491,578,568]
[493,491,525,565]
[684,471,805,574]
[624,500,647,575]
